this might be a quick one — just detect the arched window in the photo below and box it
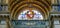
[18,10,43,20]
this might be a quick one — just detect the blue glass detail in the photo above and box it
[0,6,2,11]
[58,6,60,11]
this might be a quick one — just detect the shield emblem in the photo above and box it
[26,10,34,19]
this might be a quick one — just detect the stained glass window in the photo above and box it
[3,6,8,11]
[52,6,60,12]
[0,20,6,25]
[18,10,43,20]
[11,20,49,28]
[0,5,2,11]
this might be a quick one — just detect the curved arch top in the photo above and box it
[9,0,51,19]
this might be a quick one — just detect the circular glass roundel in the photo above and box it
[18,10,43,20]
